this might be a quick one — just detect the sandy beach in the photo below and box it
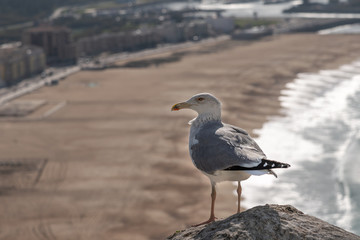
[0,33,360,240]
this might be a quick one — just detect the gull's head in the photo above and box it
[171,93,221,116]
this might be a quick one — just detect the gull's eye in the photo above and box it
[197,97,204,102]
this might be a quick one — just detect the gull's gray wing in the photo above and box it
[190,122,266,174]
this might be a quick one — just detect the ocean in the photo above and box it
[163,0,302,18]
[242,59,360,235]
[150,0,360,19]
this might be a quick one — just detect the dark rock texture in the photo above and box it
[167,204,360,240]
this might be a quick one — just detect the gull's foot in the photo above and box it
[191,216,217,227]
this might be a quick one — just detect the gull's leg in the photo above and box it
[192,182,216,227]
[209,182,216,220]
[237,181,242,213]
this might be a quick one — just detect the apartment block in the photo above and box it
[23,26,77,64]
[0,43,46,87]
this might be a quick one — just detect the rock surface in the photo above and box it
[167,204,360,240]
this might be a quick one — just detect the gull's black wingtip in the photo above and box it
[279,162,291,168]
[224,159,291,171]
[266,160,291,169]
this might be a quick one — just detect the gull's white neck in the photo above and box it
[189,110,221,127]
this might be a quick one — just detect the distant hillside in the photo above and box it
[0,0,115,26]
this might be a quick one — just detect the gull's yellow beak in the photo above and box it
[171,102,191,111]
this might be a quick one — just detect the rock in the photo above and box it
[167,204,360,240]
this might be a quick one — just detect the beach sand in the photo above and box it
[0,34,360,240]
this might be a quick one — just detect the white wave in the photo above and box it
[241,60,360,234]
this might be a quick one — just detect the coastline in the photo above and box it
[0,33,360,240]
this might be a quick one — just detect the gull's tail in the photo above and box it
[223,159,290,178]
[223,159,290,171]
[258,159,291,169]
[245,159,290,178]
[260,159,290,178]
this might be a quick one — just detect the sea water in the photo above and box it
[241,60,360,235]
[157,0,302,18]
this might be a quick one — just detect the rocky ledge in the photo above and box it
[167,204,360,240]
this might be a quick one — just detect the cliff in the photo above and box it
[167,204,360,240]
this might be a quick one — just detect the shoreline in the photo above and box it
[0,33,360,240]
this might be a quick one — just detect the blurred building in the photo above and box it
[156,20,216,43]
[76,17,220,57]
[0,43,46,87]
[77,29,161,57]
[156,22,186,43]
[22,26,77,64]
[183,20,212,41]
[205,17,235,34]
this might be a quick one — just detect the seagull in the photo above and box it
[171,93,290,226]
